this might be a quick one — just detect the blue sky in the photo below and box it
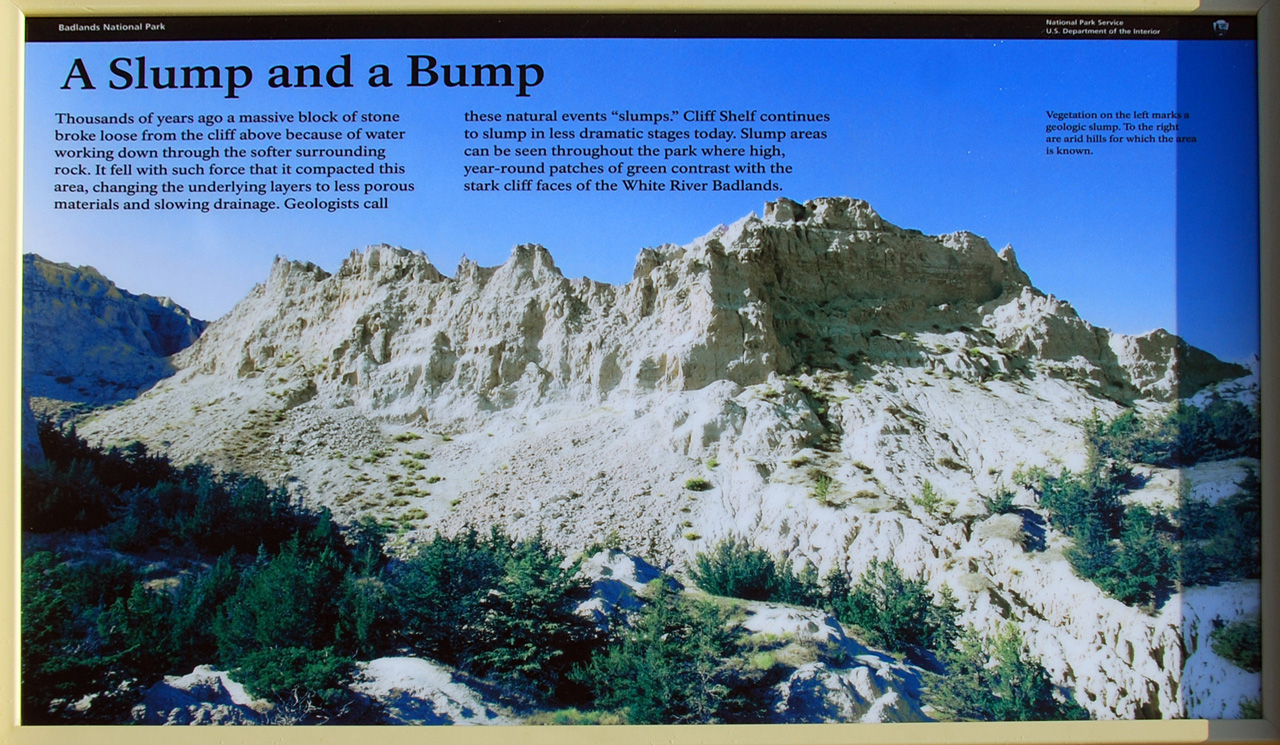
[24,36,1259,362]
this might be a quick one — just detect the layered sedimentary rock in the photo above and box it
[74,197,1254,720]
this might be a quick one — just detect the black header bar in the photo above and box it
[27,13,1258,43]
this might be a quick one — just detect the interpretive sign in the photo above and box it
[17,12,1264,731]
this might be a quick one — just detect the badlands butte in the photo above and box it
[48,196,1257,720]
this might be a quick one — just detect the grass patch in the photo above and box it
[812,470,836,506]
[747,651,778,671]
[912,480,949,516]
[982,488,1017,515]
[685,478,712,492]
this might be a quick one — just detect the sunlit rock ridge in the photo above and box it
[130,196,1232,416]
[78,196,1253,720]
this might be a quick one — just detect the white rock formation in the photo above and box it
[575,549,670,623]
[74,197,1256,721]
[351,657,517,725]
[131,666,270,725]
[775,663,923,724]
[738,600,928,723]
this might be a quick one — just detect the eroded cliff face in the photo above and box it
[75,197,1253,720]
[138,197,1233,427]
[22,253,207,412]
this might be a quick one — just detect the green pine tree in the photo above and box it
[925,624,1089,721]
[576,580,739,723]
[385,528,506,665]
[688,537,780,601]
[471,533,599,702]
[828,559,946,653]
